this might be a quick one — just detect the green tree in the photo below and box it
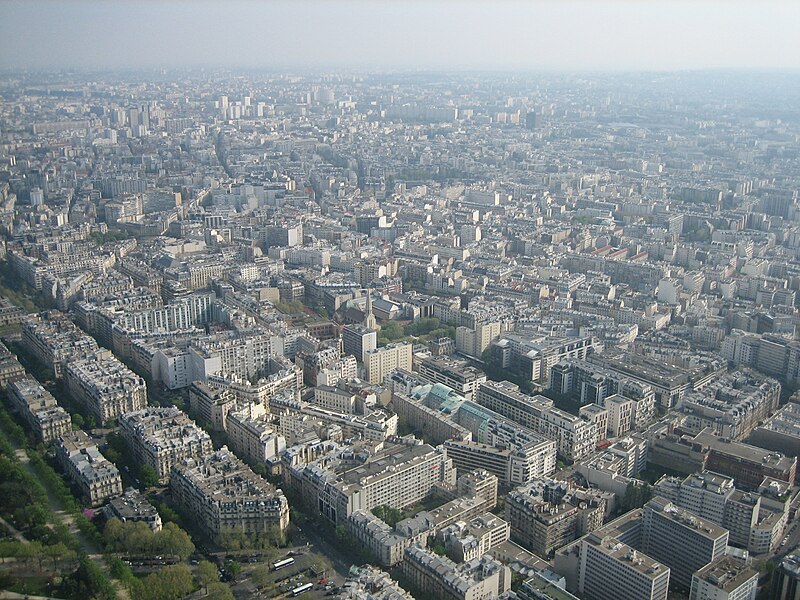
[195,560,218,593]
[71,413,85,430]
[14,503,49,530]
[137,564,194,600]
[158,522,195,559]
[226,560,241,579]
[206,582,235,600]
[379,321,404,341]
[252,566,271,589]
[58,554,117,600]
[622,481,653,511]
[139,464,159,488]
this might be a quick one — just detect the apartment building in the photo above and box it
[342,324,377,362]
[170,446,290,542]
[21,311,99,378]
[402,546,510,600]
[440,513,511,563]
[0,341,25,389]
[118,407,212,484]
[506,479,606,558]
[106,488,162,532]
[65,351,147,424]
[188,380,236,431]
[7,377,71,444]
[56,431,122,507]
[365,342,412,384]
[476,381,596,462]
[290,441,455,524]
[226,402,286,465]
[189,329,281,382]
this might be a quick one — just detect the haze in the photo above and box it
[1,0,799,72]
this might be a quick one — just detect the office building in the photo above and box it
[771,554,800,600]
[689,556,757,600]
[418,356,487,401]
[642,496,729,590]
[476,381,597,461]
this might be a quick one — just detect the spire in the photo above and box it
[363,289,377,330]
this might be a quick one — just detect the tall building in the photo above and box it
[641,497,729,590]
[476,381,597,461]
[506,479,606,558]
[56,431,123,507]
[418,357,487,401]
[6,377,71,444]
[402,545,510,600]
[342,324,377,362]
[689,556,757,600]
[579,534,670,600]
[771,554,800,600]
[65,351,147,425]
[365,342,412,384]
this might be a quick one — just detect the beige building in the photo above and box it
[314,385,358,414]
[106,488,162,532]
[0,341,25,389]
[365,342,412,384]
[288,441,455,525]
[402,546,510,600]
[226,402,286,465]
[7,377,71,444]
[506,479,606,558]
[56,431,122,507]
[188,380,235,431]
[170,446,289,542]
[605,394,635,437]
[441,513,511,563]
[456,322,501,359]
[21,312,99,378]
[119,407,212,484]
[65,351,147,424]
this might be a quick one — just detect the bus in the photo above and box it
[291,582,313,596]
[271,558,295,571]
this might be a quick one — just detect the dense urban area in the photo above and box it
[0,70,799,600]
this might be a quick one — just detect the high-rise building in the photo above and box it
[689,556,757,600]
[771,554,800,600]
[641,497,729,590]
[365,342,412,384]
[342,324,377,362]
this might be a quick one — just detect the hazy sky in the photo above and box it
[2,0,799,72]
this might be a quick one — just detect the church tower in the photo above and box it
[363,290,377,330]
